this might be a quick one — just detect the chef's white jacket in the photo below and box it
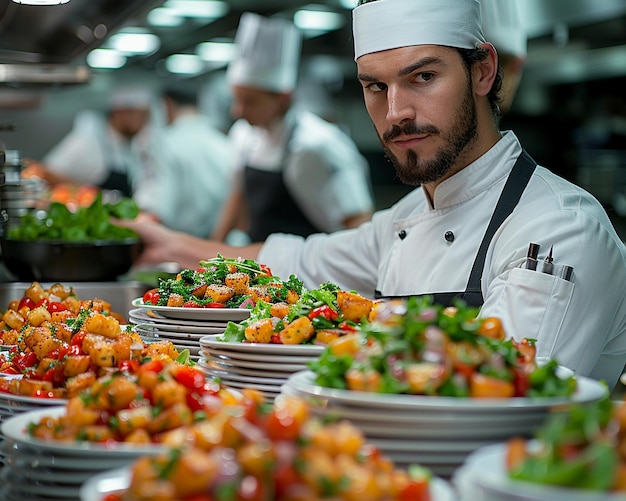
[228,107,374,232]
[44,111,141,187]
[134,114,234,238]
[259,131,626,389]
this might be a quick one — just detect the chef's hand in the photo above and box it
[112,217,263,270]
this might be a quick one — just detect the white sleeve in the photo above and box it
[43,132,108,185]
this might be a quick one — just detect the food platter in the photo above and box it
[1,407,168,457]
[79,466,458,501]
[453,442,626,501]
[285,370,607,412]
[131,298,251,321]
[199,334,325,356]
[128,308,229,330]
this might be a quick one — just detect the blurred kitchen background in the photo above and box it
[0,0,625,236]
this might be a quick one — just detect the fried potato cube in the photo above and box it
[247,286,271,303]
[225,272,250,294]
[65,394,101,426]
[65,371,97,399]
[25,281,47,304]
[84,312,121,339]
[152,379,186,408]
[83,333,116,367]
[204,284,235,304]
[279,316,314,345]
[63,355,92,378]
[2,309,25,330]
[244,318,275,344]
[142,340,179,361]
[80,425,116,442]
[47,282,72,300]
[337,290,374,323]
[285,289,300,304]
[147,402,193,433]
[26,305,52,327]
[116,405,153,437]
[15,378,53,397]
[94,376,142,411]
[167,293,185,307]
[270,302,290,319]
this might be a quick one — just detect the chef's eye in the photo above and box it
[416,72,435,83]
[365,82,387,92]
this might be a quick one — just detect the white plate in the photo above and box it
[79,466,457,501]
[1,407,168,457]
[203,346,321,364]
[129,308,228,330]
[286,371,607,412]
[200,334,325,356]
[204,368,288,386]
[0,391,66,409]
[131,299,251,321]
[198,358,295,379]
[0,467,80,498]
[207,355,309,373]
[2,463,95,484]
[457,442,626,501]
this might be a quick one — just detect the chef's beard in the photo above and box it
[380,83,478,187]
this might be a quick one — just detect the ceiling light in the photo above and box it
[165,54,205,75]
[294,7,345,32]
[12,0,70,4]
[86,49,127,69]
[164,0,228,19]
[196,41,234,63]
[147,7,185,27]
[108,30,160,55]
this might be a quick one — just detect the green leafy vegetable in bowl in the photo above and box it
[6,192,139,242]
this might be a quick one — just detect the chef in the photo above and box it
[210,12,374,243]
[118,0,626,390]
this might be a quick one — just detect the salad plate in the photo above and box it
[286,370,607,412]
[454,442,626,501]
[199,334,325,356]
[198,358,295,379]
[206,355,309,373]
[1,406,168,457]
[80,466,458,501]
[131,298,251,321]
[201,346,319,364]
[128,308,229,330]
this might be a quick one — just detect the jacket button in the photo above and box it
[444,231,455,242]
[398,230,407,240]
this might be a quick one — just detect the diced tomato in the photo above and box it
[71,331,87,347]
[174,366,206,391]
[138,359,165,373]
[117,359,140,373]
[237,475,265,501]
[142,288,160,305]
[270,334,282,344]
[18,297,35,311]
[273,464,300,498]
[47,346,69,360]
[186,392,205,412]
[513,365,532,396]
[35,297,49,310]
[13,351,38,371]
[2,367,20,375]
[68,344,82,356]
[398,479,431,501]
[41,365,65,386]
[195,267,207,273]
[260,264,272,276]
[183,301,203,308]
[337,321,357,332]
[308,305,339,321]
[48,301,68,313]
[205,302,226,308]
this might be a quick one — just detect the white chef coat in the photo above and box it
[259,131,626,389]
[134,114,234,238]
[228,107,374,232]
[44,111,140,188]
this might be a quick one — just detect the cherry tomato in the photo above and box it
[102,495,123,501]
[398,479,431,501]
[266,397,308,441]
[183,301,203,308]
[205,302,226,308]
[34,390,57,399]
[138,359,165,373]
[142,288,160,305]
[195,267,207,273]
[478,317,505,340]
[17,297,35,311]
[48,301,68,313]
[174,366,206,391]
[35,298,49,310]
[270,334,282,344]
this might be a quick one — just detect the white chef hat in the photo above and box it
[480,0,527,58]
[109,86,152,110]
[353,0,486,60]
[226,12,302,93]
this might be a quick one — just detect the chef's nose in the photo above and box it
[386,85,415,125]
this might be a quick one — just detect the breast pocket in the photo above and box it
[491,267,575,356]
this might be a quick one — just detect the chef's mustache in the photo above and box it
[382,122,439,143]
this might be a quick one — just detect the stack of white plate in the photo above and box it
[198,334,324,401]
[129,298,251,361]
[281,370,607,477]
[0,406,167,501]
[452,442,626,501]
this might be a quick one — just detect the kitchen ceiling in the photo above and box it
[0,0,625,87]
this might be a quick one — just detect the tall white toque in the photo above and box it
[227,12,302,93]
[353,0,486,60]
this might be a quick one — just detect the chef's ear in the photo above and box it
[473,42,499,98]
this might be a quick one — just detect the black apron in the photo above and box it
[244,123,320,242]
[375,149,537,307]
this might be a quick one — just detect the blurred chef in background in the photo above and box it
[22,86,152,198]
[480,0,527,114]
[132,84,233,238]
[210,12,374,244]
